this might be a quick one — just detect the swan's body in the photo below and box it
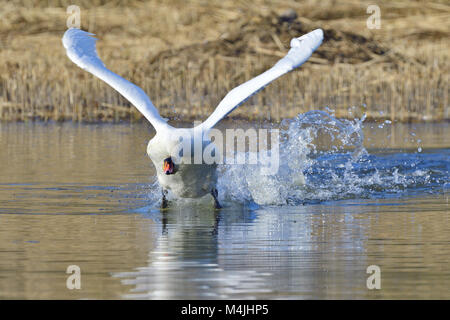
[146,129,218,198]
[62,27,323,206]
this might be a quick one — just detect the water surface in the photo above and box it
[0,119,448,299]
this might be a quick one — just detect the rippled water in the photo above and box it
[0,117,448,299]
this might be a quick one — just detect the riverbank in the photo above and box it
[0,0,448,122]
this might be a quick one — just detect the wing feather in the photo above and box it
[198,29,324,131]
[62,28,168,131]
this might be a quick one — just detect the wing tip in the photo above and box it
[62,28,97,49]
[291,28,324,51]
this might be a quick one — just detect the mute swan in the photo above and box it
[62,27,323,208]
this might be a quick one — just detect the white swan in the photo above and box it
[62,27,323,208]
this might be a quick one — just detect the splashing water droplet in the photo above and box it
[217,111,369,205]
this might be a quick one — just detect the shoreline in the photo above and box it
[0,1,448,123]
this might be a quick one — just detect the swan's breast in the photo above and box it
[146,132,219,198]
[157,163,217,198]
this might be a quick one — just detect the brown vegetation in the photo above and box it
[0,0,448,123]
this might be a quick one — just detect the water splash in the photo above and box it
[217,111,365,205]
[216,111,448,205]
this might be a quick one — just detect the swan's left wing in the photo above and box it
[62,28,168,131]
[198,29,323,131]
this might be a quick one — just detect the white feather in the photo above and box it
[198,29,323,131]
[62,28,170,132]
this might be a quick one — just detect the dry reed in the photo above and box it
[0,0,448,123]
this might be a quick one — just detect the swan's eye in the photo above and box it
[163,157,174,175]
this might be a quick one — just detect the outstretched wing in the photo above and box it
[62,28,168,131]
[198,29,324,131]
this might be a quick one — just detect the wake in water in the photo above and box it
[150,111,449,206]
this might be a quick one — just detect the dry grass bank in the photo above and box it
[0,0,448,123]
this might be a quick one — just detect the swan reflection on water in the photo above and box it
[113,199,376,299]
[114,202,272,299]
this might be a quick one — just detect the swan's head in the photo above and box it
[163,157,175,175]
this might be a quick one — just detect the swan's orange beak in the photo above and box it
[163,157,174,175]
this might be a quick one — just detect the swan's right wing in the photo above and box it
[199,29,323,131]
[62,28,168,131]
